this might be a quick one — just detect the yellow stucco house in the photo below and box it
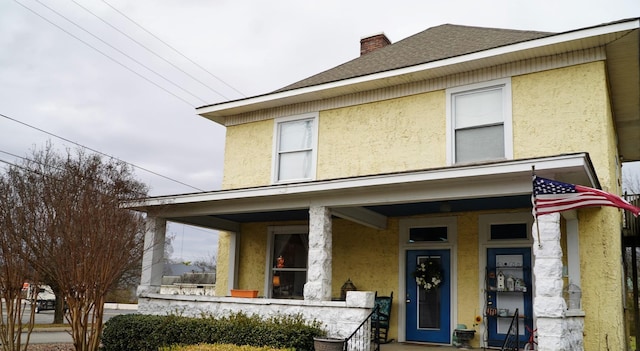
[130,19,640,350]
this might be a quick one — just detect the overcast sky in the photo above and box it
[1,0,639,262]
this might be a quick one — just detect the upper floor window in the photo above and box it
[447,78,512,164]
[272,113,318,183]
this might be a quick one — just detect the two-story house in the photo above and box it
[129,18,640,350]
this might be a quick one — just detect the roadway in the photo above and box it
[18,305,137,344]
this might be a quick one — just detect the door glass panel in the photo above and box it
[417,255,441,330]
[490,223,527,240]
[486,248,532,348]
[495,254,525,336]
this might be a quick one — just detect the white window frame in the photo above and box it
[271,113,318,183]
[446,78,513,165]
[264,225,309,298]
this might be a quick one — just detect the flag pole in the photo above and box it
[532,166,542,248]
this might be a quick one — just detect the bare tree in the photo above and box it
[0,173,38,350]
[192,253,217,274]
[623,162,640,194]
[4,145,148,351]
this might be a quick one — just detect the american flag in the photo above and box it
[533,176,640,217]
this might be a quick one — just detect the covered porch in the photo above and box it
[129,153,594,349]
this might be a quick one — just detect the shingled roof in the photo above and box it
[275,24,554,93]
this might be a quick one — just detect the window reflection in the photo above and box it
[271,233,308,299]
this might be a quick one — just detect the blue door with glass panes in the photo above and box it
[486,247,533,348]
[406,249,451,343]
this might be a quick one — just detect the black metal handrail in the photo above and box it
[344,305,379,351]
[501,308,520,351]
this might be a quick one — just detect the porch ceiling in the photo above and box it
[185,194,532,223]
[127,153,597,232]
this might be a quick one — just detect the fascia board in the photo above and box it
[197,20,639,119]
[128,153,593,209]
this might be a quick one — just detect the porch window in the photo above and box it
[490,223,528,240]
[268,227,308,299]
[409,226,448,242]
[447,78,512,164]
[272,113,318,183]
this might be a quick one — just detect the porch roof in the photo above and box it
[126,153,597,232]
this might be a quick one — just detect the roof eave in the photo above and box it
[196,19,640,124]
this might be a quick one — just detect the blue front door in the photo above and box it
[486,247,533,348]
[406,249,451,343]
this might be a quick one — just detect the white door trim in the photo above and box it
[477,212,534,348]
[398,216,458,344]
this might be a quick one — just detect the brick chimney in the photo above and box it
[360,33,391,56]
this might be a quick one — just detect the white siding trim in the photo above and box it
[224,48,606,126]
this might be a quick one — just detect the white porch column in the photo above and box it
[137,216,166,296]
[304,206,332,301]
[533,213,583,351]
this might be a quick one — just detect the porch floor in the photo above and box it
[379,342,469,350]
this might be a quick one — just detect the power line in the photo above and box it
[70,0,233,101]
[0,112,206,192]
[13,0,196,107]
[29,0,208,104]
[102,0,247,99]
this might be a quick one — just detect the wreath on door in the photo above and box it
[412,259,443,291]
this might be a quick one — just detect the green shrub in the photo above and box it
[102,312,325,351]
[160,343,294,351]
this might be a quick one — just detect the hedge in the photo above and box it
[160,343,294,351]
[101,312,325,351]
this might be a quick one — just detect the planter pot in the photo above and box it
[313,337,345,351]
[230,289,258,298]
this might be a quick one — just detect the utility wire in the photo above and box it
[70,0,233,101]
[102,0,247,99]
[0,112,206,192]
[13,0,196,107]
[30,0,208,104]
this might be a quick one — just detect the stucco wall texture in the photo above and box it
[318,91,446,179]
[222,119,273,189]
[216,62,624,349]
